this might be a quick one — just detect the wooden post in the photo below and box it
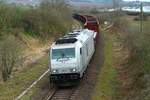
[140,3,143,34]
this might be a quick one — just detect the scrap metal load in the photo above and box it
[72,13,100,42]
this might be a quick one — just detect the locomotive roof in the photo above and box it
[55,38,77,44]
[52,29,94,46]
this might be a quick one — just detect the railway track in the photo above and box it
[43,87,57,100]
[44,86,80,100]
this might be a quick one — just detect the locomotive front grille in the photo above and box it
[51,73,80,81]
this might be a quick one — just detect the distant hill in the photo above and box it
[69,0,113,8]
[6,0,113,3]
[70,0,113,3]
[7,0,40,5]
[6,0,114,8]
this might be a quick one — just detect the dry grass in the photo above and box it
[0,55,49,100]
[0,34,52,99]
[92,31,117,100]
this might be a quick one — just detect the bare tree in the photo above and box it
[0,35,23,81]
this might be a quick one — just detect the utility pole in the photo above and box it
[113,0,121,23]
[113,0,117,23]
[140,3,143,34]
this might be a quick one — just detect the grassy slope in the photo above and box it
[21,74,49,100]
[92,31,117,100]
[92,16,150,100]
[125,16,150,73]
[0,55,48,100]
[118,16,150,99]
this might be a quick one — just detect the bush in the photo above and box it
[0,1,73,39]
[0,0,73,81]
[0,35,23,81]
[121,17,150,99]
[90,8,99,14]
[112,13,150,99]
[123,22,150,74]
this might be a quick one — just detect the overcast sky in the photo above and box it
[123,0,150,2]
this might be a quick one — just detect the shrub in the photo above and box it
[0,0,73,81]
[123,21,150,74]
[112,13,150,99]
[0,0,73,39]
[0,35,23,81]
[22,0,73,38]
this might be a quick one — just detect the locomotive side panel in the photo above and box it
[78,32,95,78]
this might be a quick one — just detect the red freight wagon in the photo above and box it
[73,13,100,42]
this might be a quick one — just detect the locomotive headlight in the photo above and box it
[72,68,76,72]
[51,69,58,73]
[70,68,77,72]
[53,70,56,73]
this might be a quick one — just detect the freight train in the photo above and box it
[72,13,100,41]
[49,14,100,85]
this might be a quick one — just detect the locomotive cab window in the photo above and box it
[52,48,75,59]
[86,44,89,56]
[80,48,82,55]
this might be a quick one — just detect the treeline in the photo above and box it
[0,0,73,82]
[0,0,73,38]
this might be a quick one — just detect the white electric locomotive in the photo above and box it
[49,29,96,85]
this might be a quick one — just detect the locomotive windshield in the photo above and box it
[52,48,75,59]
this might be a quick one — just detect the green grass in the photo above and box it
[92,32,117,100]
[0,55,49,100]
